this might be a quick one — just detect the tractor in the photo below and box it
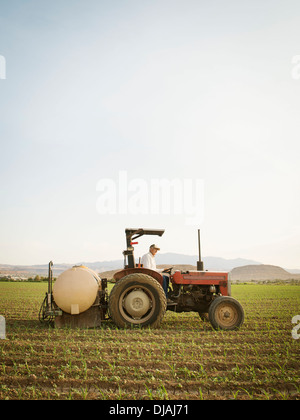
[39,228,244,330]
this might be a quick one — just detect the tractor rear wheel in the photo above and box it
[109,273,167,328]
[208,296,244,330]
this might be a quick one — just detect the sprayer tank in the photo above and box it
[53,266,101,315]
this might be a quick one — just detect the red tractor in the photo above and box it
[108,228,244,330]
[40,228,244,330]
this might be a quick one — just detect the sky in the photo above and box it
[0,0,300,268]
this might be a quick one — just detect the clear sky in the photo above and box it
[0,0,300,268]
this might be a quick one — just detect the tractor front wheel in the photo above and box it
[208,296,244,330]
[108,273,167,328]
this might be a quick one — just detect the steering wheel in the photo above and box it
[162,267,173,274]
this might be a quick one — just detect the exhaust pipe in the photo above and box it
[197,229,204,271]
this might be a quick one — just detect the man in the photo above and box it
[141,244,173,304]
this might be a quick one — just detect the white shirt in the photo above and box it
[141,252,163,273]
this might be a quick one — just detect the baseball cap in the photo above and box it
[150,244,160,250]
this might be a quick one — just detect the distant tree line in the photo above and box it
[0,275,57,282]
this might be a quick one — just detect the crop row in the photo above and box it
[0,283,299,400]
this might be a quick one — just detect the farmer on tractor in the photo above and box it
[141,244,174,305]
[40,227,244,330]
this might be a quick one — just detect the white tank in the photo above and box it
[53,266,101,315]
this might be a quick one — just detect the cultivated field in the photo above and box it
[0,282,299,400]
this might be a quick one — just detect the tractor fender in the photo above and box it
[113,267,163,286]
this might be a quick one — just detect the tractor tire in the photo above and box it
[108,273,167,328]
[208,296,244,330]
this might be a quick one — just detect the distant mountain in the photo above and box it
[0,254,260,277]
[77,260,124,272]
[286,268,300,274]
[1,256,299,281]
[156,254,261,271]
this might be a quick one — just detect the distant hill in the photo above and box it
[0,263,72,278]
[231,265,300,281]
